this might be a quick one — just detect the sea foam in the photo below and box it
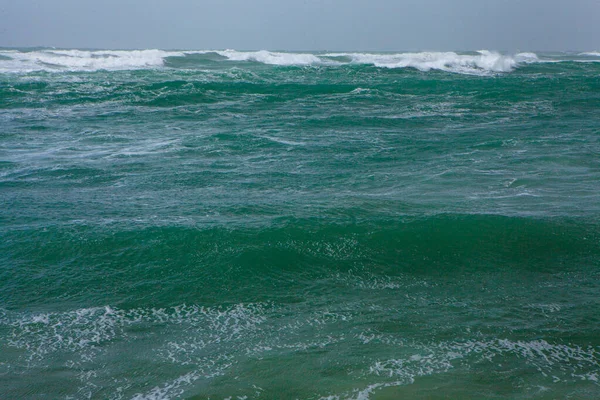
[0,49,182,72]
[325,50,532,74]
[216,49,324,66]
[0,48,540,74]
[216,49,531,74]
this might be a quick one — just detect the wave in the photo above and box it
[5,214,598,282]
[323,50,537,74]
[0,48,543,75]
[214,49,535,74]
[2,213,599,398]
[0,49,183,72]
[215,49,324,66]
[2,48,598,75]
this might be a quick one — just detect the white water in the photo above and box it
[0,49,183,72]
[215,49,324,66]
[0,48,582,75]
[326,50,537,74]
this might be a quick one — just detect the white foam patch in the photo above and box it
[5,299,598,398]
[515,52,540,63]
[131,356,233,400]
[374,338,600,379]
[322,337,600,399]
[1,303,267,363]
[0,49,183,72]
[325,50,522,74]
[449,339,600,371]
[216,49,324,66]
[580,52,600,57]
[1,303,269,397]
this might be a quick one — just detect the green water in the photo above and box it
[1,49,600,399]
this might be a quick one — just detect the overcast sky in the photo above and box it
[0,0,598,51]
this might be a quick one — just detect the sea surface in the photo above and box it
[1,48,600,399]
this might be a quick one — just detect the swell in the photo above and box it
[2,214,600,399]
[2,214,598,310]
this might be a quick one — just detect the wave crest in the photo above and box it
[216,49,323,66]
[0,48,540,75]
[0,49,180,72]
[326,50,523,74]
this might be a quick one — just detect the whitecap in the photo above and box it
[324,50,524,75]
[216,49,323,66]
[0,48,542,74]
[0,49,183,72]
[515,52,540,63]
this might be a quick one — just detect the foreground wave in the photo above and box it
[2,215,599,397]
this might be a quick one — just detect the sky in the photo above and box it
[0,0,598,51]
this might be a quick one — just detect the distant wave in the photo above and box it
[580,51,600,57]
[215,49,323,66]
[0,48,585,75]
[212,50,540,74]
[0,49,179,73]
[323,50,538,74]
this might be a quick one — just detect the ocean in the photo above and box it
[1,48,600,399]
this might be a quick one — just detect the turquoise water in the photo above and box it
[1,49,600,399]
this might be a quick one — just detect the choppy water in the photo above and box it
[1,48,600,399]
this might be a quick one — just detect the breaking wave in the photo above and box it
[331,50,539,73]
[0,48,543,75]
[215,49,323,65]
[0,49,181,72]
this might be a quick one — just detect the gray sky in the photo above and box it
[1,0,598,51]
